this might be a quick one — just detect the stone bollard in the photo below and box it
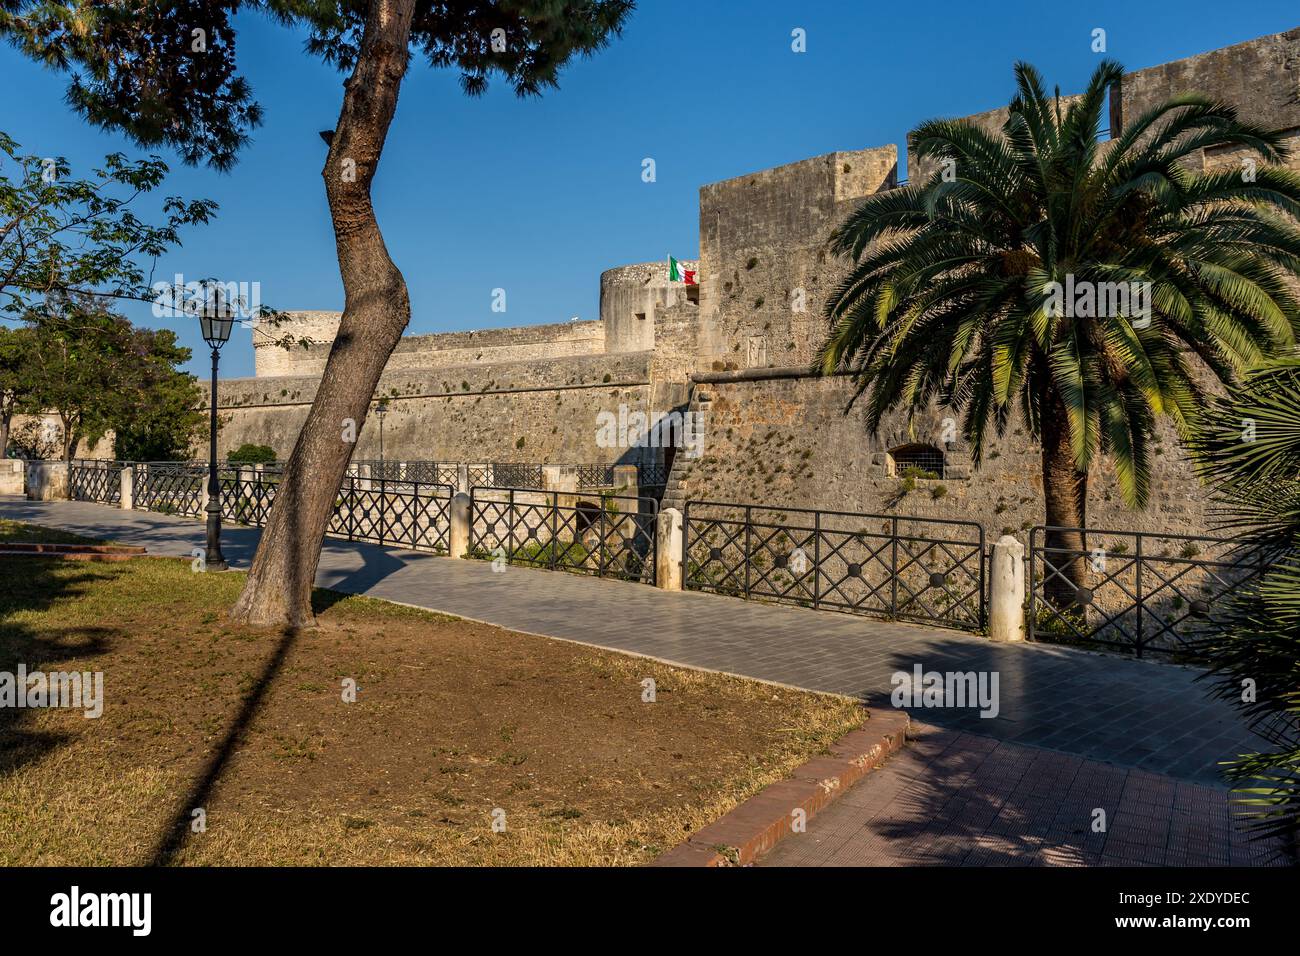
[541,464,577,494]
[119,465,135,510]
[988,534,1026,642]
[655,507,683,591]
[612,464,638,499]
[25,461,68,501]
[449,492,472,558]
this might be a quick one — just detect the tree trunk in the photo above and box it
[1041,389,1089,609]
[0,406,10,458]
[229,0,417,628]
[61,416,78,464]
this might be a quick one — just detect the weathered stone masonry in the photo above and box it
[215,27,1300,541]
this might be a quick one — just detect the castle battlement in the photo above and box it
[220,25,1300,543]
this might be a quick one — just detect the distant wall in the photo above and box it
[672,372,1214,543]
[696,146,897,373]
[226,26,1298,513]
[217,351,657,464]
[256,314,606,379]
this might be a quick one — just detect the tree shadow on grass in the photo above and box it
[146,622,301,866]
[0,556,124,778]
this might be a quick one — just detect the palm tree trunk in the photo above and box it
[229,0,416,628]
[1041,390,1089,609]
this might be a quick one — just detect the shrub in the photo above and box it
[226,443,277,465]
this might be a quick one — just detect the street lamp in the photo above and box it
[199,304,234,572]
[375,400,388,467]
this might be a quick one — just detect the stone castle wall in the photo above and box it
[215,26,1300,540]
[671,373,1209,548]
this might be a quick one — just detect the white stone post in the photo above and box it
[457,463,470,493]
[449,492,472,558]
[542,465,578,494]
[656,507,683,591]
[25,461,68,501]
[988,534,1026,642]
[120,465,135,510]
[612,464,639,499]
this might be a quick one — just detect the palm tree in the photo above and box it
[1190,360,1300,850]
[819,59,1300,605]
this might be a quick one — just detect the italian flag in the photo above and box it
[668,256,697,285]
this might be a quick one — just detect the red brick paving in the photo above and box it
[758,723,1289,867]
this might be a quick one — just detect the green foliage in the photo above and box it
[15,302,202,461]
[0,130,215,315]
[227,443,278,465]
[820,59,1300,517]
[0,1,634,170]
[1189,359,1300,846]
[0,323,37,453]
[900,465,939,480]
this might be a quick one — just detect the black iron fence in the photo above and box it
[574,464,615,489]
[134,461,207,517]
[636,463,670,488]
[68,459,125,504]
[683,500,986,630]
[491,463,545,489]
[348,460,460,485]
[468,486,657,583]
[329,476,454,552]
[218,466,454,553]
[1028,526,1265,656]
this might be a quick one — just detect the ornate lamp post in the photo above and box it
[199,304,234,572]
[375,400,388,468]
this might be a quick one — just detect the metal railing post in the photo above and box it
[744,505,752,599]
[979,526,987,628]
[682,503,690,588]
[890,517,899,617]
[1134,533,1144,659]
[508,488,517,563]
[549,491,559,571]
[813,511,821,610]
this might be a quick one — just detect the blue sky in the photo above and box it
[1,0,1296,378]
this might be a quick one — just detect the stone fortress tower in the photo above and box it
[218,26,1300,539]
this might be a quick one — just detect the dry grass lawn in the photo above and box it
[0,544,863,866]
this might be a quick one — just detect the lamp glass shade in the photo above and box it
[376,402,389,417]
[200,312,235,348]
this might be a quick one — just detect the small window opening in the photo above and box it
[890,443,945,479]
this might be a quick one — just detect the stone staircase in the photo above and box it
[659,386,713,515]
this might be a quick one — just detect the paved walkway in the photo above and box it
[0,497,1266,788]
[760,723,1286,866]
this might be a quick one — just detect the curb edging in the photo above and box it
[652,709,910,867]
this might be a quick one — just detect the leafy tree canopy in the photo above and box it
[0,131,216,316]
[15,301,204,461]
[0,0,634,170]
